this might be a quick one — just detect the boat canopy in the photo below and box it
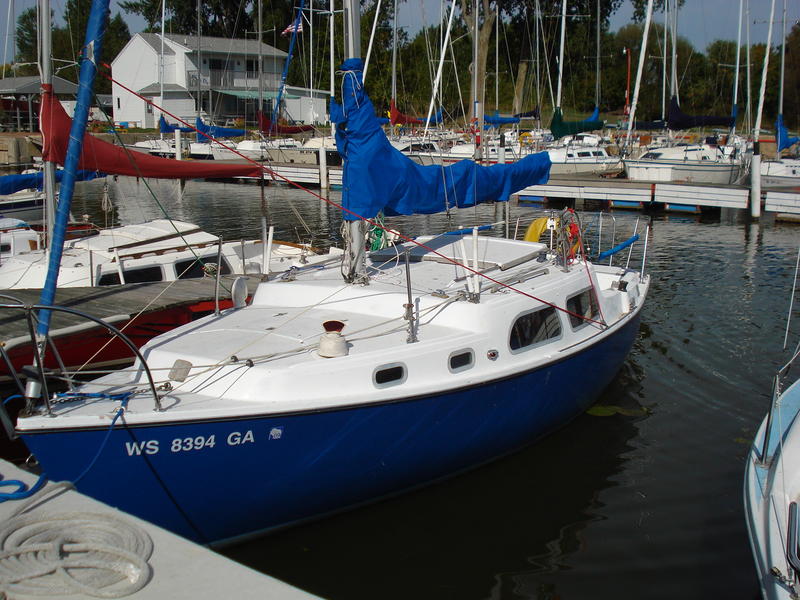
[776,114,799,152]
[331,59,551,220]
[158,115,192,134]
[39,86,263,179]
[666,96,734,131]
[0,169,102,195]
[257,110,314,134]
[549,107,603,140]
[194,118,245,142]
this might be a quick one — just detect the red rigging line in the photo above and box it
[99,66,604,327]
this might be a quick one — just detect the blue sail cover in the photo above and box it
[777,114,799,152]
[425,109,443,125]
[485,112,520,126]
[331,59,551,220]
[195,118,246,142]
[0,169,103,195]
[583,106,600,122]
[159,115,192,134]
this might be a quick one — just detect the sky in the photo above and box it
[1,0,799,67]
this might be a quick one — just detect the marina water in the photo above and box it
[66,178,800,598]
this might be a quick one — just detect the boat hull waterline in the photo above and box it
[22,311,641,545]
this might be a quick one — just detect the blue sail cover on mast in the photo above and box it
[666,96,734,130]
[776,114,799,152]
[159,115,192,133]
[195,118,245,142]
[331,59,550,220]
[484,111,520,127]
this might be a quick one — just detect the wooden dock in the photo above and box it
[514,176,800,214]
[0,459,321,599]
[0,276,262,379]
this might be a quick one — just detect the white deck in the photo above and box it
[0,459,320,600]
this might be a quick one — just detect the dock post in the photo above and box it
[319,145,328,189]
[750,141,761,218]
[175,130,182,160]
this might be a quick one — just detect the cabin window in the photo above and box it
[593,151,604,157]
[567,153,575,158]
[566,289,599,329]
[374,364,406,387]
[98,265,164,286]
[116,98,120,109]
[449,350,474,373]
[175,256,232,279]
[578,151,591,157]
[0,243,10,253]
[509,307,561,352]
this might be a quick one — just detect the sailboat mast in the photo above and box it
[330,0,335,98]
[495,8,499,111]
[555,0,565,109]
[661,0,667,120]
[595,0,600,108]
[669,0,677,101]
[778,0,786,116]
[160,0,165,139]
[624,0,654,152]
[391,0,397,102]
[196,0,201,120]
[39,0,58,249]
[730,0,743,137]
[258,0,264,125]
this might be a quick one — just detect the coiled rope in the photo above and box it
[0,481,153,598]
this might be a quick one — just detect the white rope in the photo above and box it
[0,482,153,598]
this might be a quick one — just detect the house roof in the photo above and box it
[138,33,177,56]
[138,82,191,95]
[163,34,287,58]
[0,75,78,95]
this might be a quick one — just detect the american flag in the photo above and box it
[281,20,303,36]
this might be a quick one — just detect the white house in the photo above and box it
[110,33,292,129]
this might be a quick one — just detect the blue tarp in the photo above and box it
[485,112,520,126]
[777,114,799,152]
[330,59,551,221]
[0,170,104,195]
[425,109,443,125]
[159,115,193,134]
[376,116,390,125]
[195,118,246,142]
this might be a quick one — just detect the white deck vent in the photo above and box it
[318,320,348,358]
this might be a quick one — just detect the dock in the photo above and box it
[0,458,321,599]
[0,276,262,379]
[514,176,800,215]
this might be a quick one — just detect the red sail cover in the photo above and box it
[389,99,423,126]
[40,86,264,179]
[257,111,314,134]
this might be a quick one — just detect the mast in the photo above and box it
[330,0,335,99]
[745,0,752,134]
[495,7,499,111]
[196,0,202,122]
[555,0,566,110]
[391,0,398,102]
[669,0,678,101]
[258,0,264,131]
[778,0,786,117]
[159,0,165,138]
[624,0,654,152]
[342,0,366,282]
[34,0,110,347]
[309,0,314,122]
[751,0,776,220]
[595,0,600,109]
[40,0,58,248]
[661,0,667,120]
[730,0,743,138]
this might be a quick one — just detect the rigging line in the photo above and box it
[100,67,601,326]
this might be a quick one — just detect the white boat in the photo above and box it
[3,3,650,547]
[761,158,800,189]
[0,218,318,289]
[0,218,40,260]
[209,138,303,161]
[623,144,745,184]
[744,249,800,600]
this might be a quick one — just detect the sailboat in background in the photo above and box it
[623,0,745,184]
[760,0,800,189]
[5,0,649,546]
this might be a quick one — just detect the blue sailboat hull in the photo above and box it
[21,313,641,545]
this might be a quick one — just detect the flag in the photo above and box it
[281,21,303,36]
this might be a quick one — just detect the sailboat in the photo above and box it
[623,0,744,185]
[744,248,800,600]
[760,0,800,190]
[5,0,650,546]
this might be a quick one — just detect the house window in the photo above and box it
[509,307,561,352]
[146,100,153,114]
[566,289,599,329]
